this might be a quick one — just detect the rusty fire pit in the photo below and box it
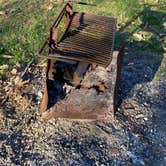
[39,1,122,121]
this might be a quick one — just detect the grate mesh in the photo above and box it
[49,12,116,67]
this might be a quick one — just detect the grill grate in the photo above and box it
[49,12,116,67]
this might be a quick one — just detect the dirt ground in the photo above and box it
[0,48,166,165]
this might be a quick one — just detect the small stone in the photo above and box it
[144,117,148,121]
[136,114,144,119]
[38,91,43,98]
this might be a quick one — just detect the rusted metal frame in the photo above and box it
[52,5,67,28]
[65,31,114,42]
[68,18,116,66]
[41,50,122,121]
[113,45,125,113]
[53,49,102,60]
[64,32,114,42]
[51,12,115,66]
[60,40,113,52]
[58,3,74,44]
[39,4,67,54]
[47,55,108,67]
[48,52,111,66]
[47,27,58,80]
[60,33,114,45]
[69,24,115,34]
[48,54,108,67]
[48,52,110,64]
[40,1,117,118]
[39,2,72,54]
[49,3,73,48]
[55,49,111,63]
[67,26,115,44]
[109,19,117,67]
[57,46,111,58]
[55,34,114,61]
[59,41,112,52]
[66,29,114,38]
[58,40,112,53]
[61,36,114,49]
[48,2,74,79]
[40,80,49,113]
[39,4,116,54]
[57,43,111,54]
[53,48,112,62]
[61,36,114,53]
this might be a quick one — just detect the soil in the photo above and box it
[0,48,166,166]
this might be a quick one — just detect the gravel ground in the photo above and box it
[0,49,166,166]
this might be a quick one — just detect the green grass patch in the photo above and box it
[0,0,166,77]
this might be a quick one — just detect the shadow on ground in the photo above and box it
[116,4,165,106]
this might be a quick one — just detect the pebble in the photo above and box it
[37,91,43,98]
[144,117,148,121]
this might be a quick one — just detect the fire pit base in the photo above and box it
[40,50,123,121]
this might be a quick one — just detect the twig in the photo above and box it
[1,95,9,105]
[19,58,34,80]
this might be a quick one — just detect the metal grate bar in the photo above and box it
[51,12,116,67]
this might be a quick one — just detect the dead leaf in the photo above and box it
[163,53,166,58]
[14,76,29,88]
[11,68,17,75]
[98,84,105,92]
[0,64,9,70]
[133,33,143,41]
[162,44,166,52]
[2,55,13,59]
[0,11,6,15]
